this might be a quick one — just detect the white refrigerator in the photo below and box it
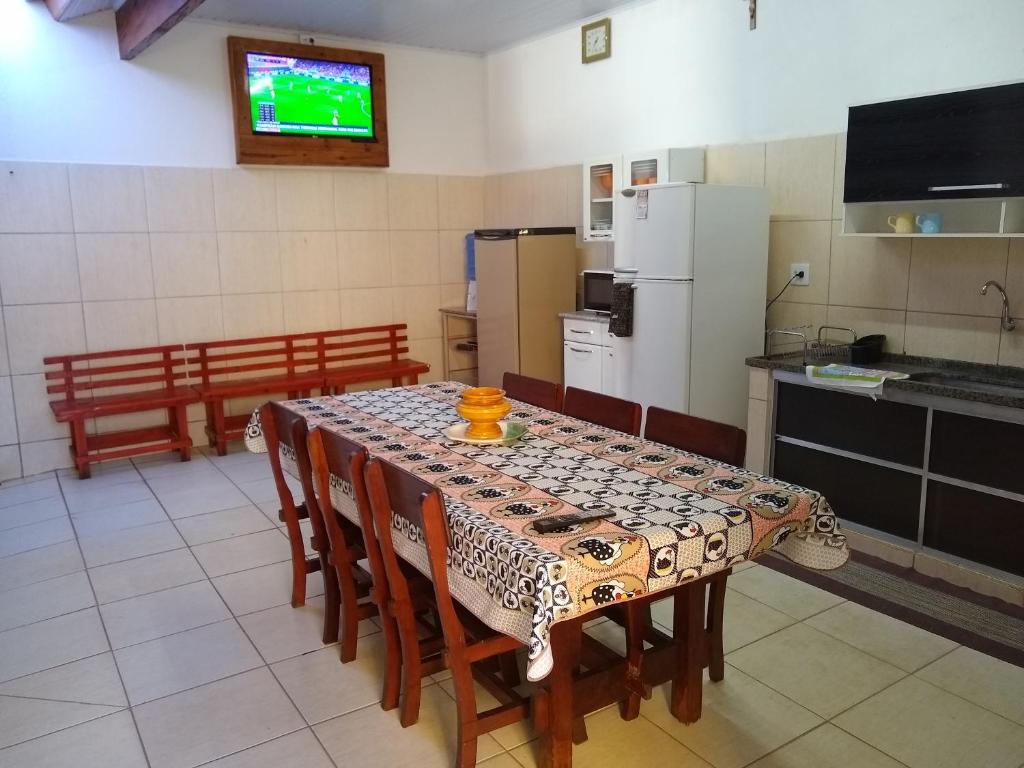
[611,183,768,429]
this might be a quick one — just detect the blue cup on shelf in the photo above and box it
[916,212,943,234]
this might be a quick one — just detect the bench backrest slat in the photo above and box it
[43,345,190,401]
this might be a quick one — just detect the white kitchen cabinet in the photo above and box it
[563,341,602,392]
[562,315,614,395]
[622,147,705,187]
[582,155,620,242]
[601,345,617,397]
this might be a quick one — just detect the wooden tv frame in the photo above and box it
[227,36,389,167]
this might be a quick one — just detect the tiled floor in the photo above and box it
[1,448,1023,768]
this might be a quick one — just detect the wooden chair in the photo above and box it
[306,427,379,663]
[563,387,642,436]
[260,402,339,644]
[643,406,748,684]
[502,372,564,412]
[364,456,534,766]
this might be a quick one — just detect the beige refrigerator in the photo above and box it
[474,228,577,388]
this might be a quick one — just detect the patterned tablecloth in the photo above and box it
[246,382,848,681]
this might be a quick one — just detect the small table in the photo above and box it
[439,307,477,385]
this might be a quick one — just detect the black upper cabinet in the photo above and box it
[844,82,1024,203]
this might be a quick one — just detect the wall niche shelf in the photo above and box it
[842,197,1024,238]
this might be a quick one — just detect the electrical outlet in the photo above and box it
[790,263,810,286]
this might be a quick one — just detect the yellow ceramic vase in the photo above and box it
[455,387,512,440]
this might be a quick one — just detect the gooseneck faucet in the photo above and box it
[980,280,1016,332]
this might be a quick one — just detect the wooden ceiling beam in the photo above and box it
[115,0,206,60]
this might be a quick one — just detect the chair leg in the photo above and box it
[499,651,521,688]
[321,552,340,646]
[396,611,424,727]
[280,512,308,608]
[380,611,402,711]
[334,559,362,662]
[707,575,727,682]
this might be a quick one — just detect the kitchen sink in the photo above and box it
[908,372,1024,397]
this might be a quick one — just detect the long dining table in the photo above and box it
[246,381,849,767]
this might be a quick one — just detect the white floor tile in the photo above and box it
[237,597,337,664]
[0,608,109,683]
[0,541,83,593]
[0,516,74,559]
[63,481,152,515]
[0,495,66,533]
[726,623,906,719]
[748,723,904,768]
[0,571,95,633]
[133,667,304,768]
[916,646,1024,727]
[0,652,126,707]
[100,581,229,650]
[211,560,324,616]
[0,476,61,510]
[0,694,122,750]
[191,528,291,578]
[79,521,185,568]
[157,483,252,519]
[70,498,168,539]
[201,729,333,768]
[89,548,206,605]
[834,676,1024,768]
[115,619,262,705]
[174,505,274,546]
[727,564,845,619]
[0,710,147,768]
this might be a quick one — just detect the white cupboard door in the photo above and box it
[563,342,602,393]
[583,156,619,242]
[601,346,616,396]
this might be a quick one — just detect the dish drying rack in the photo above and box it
[765,325,856,364]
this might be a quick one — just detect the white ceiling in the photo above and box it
[189,0,639,54]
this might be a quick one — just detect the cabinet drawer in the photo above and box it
[775,382,927,466]
[563,341,603,393]
[446,339,477,372]
[563,318,607,345]
[929,411,1024,495]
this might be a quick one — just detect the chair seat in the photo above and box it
[194,372,323,398]
[322,358,429,385]
[50,386,199,420]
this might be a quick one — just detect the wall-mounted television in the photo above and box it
[227,37,388,167]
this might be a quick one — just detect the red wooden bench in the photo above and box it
[319,324,429,394]
[44,345,198,479]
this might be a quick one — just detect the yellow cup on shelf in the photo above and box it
[455,387,511,440]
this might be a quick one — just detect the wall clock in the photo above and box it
[581,18,611,63]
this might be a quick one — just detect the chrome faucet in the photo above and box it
[980,280,1016,332]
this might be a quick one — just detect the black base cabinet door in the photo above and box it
[924,481,1024,577]
[773,441,921,540]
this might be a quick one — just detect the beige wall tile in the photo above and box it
[221,293,284,339]
[150,233,220,298]
[389,231,440,287]
[21,438,72,475]
[908,238,1009,316]
[0,162,72,234]
[439,231,469,285]
[69,165,147,233]
[1002,238,1024,316]
[437,176,484,230]
[997,326,1024,367]
[745,397,767,473]
[144,168,215,232]
[84,300,158,352]
[334,172,388,230]
[0,445,21,481]
[406,338,443,384]
[339,288,393,328]
[832,132,847,220]
[276,171,334,231]
[767,221,831,305]
[828,223,911,310]
[156,297,224,345]
[440,283,468,309]
[483,176,502,229]
[577,242,611,272]
[565,164,582,234]
[11,374,62,443]
[212,169,277,232]
[0,312,8,377]
[283,290,341,333]
[217,232,281,294]
[765,135,836,220]
[337,231,390,288]
[904,312,1000,364]
[530,167,570,227]
[0,235,80,304]
[77,233,154,301]
[0,377,16,445]
[499,173,532,227]
[392,286,441,340]
[4,303,86,375]
[826,306,907,354]
[706,143,766,187]
[279,232,337,292]
[387,174,438,230]
[765,301,827,351]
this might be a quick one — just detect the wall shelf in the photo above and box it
[842,197,1024,237]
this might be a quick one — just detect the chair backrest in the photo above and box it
[307,427,383,595]
[563,387,642,436]
[260,402,328,547]
[502,372,564,412]
[363,456,465,648]
[644,406,747,466]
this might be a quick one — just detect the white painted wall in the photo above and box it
[0,2,487,174]
[485,0,1024,172]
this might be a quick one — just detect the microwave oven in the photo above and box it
[582,270,613,313]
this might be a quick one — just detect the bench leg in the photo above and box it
[70,418,90,479]
[209,400,228,456]
[172,405,192,462]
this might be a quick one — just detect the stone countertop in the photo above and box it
[560,310,610,323]
[746,352,1024,410]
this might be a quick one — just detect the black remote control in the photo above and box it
[533,509,616,533]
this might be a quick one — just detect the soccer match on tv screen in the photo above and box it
[246,52,374,138]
